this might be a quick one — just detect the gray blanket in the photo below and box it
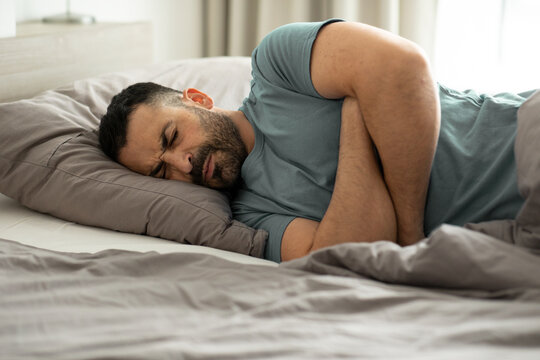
[465,89,540,249]
[2,225,540,360]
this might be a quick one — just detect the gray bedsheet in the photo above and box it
[2,226,540,360]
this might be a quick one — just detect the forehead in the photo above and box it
[117,104,171,174]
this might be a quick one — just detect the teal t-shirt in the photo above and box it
[232,19,529,263]
[232,19,344,262]
[424,85,530,233]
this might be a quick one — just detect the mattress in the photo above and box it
[0,193,275,267]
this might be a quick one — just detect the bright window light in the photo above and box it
[434,0,540,93]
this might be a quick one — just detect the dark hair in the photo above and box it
[98,82,182,161]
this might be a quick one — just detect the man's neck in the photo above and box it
[216,108,255,155]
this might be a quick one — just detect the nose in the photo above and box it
[161,148,193,175]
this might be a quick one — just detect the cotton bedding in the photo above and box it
[1,55,540,358]
[2,225,540,359]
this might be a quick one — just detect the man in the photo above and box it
[99,19,527,263]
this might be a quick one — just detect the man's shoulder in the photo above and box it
[253,19,344,62]
[248,19,345,100]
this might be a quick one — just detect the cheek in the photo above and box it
[184,120,209,143]
[182,132,208,153]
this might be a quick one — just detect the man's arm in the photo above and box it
[281,98,397,260]
[281,22,440,261]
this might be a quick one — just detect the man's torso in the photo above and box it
[232,20,527,261]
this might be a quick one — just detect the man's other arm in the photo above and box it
[281,22,440,261]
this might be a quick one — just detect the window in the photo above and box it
[434,0,540,93]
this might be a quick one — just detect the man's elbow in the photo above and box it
[392,42,434,86]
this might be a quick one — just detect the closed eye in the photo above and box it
[160,130,177,179]
[149,121,175,178]
[168,130,178,147]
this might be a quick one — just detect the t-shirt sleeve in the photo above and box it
[234,19,344,263]
[250,19,343,98]
[233,208,295,263]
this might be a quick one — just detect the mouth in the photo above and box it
[203,154,214,184]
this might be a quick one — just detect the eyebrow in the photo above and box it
[148,120,173,177]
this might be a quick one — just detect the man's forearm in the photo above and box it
[359,51,440,245]
[310,98,397,252]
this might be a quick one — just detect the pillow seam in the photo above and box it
[46,134,79,167]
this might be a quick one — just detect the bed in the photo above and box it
[1,42,540,358]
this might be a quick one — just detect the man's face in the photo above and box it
[118,103,247,190]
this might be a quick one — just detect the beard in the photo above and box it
[188,108,247,190]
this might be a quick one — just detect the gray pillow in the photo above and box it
[0,57,267,257]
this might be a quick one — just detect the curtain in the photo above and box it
[203,0,439,61]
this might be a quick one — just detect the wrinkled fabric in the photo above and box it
[2,233,540,359]
[464,90,540,250]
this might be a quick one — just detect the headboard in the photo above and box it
[0,21,153,103]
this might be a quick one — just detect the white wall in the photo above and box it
[15,0,204,63]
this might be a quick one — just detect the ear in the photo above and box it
[182,88,214,109]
